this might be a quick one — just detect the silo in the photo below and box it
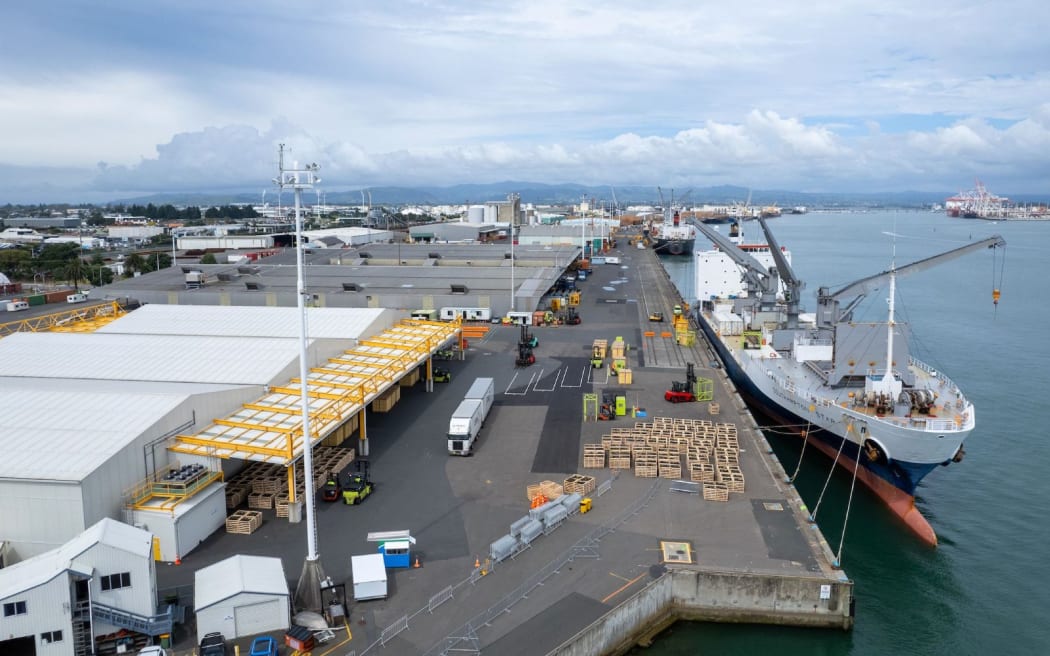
[467,205,486,224]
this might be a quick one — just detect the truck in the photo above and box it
[448,377,495,455]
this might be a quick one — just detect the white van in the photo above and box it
[605,256,621,265]
[67,292,89,304]
[5,300,29,312]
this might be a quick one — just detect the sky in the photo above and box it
[1,0,1049,203]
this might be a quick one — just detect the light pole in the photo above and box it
[510,225,515,312]
[273,144,326,613]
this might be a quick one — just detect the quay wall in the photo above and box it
[548,569,853,656]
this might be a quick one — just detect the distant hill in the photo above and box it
[108,183,1047,209]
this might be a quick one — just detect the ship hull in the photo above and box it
[652,237,695,256]
[696,313,947,545]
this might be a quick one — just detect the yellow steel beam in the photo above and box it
[269,385,345,401]
[243,402,301,415]
[0,301,126,337]
[214,418,296,434]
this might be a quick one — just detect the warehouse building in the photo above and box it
[0,518,166,656]
[0,307,400,563]
[93,243,580,318]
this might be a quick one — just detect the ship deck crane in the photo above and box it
[816,235,1007,329]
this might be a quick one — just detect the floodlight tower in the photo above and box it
[273,143,326,612]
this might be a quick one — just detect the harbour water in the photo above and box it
[644,210,1050,655]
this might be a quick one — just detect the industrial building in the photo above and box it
[94,242,580,318]
[0,305,462,564]
[0,518,167,656]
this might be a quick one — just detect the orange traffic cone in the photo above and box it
[474,556,480,569]
[413,556,421,569]
[174,554,181,566]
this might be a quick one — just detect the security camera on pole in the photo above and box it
[273,144,326,613]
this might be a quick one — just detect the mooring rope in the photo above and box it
[834,439,862,569]
[787,422,811,483]
[809,426,849,522]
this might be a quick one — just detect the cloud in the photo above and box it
[2,1,1050,200]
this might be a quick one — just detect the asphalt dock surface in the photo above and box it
[160,235,846,655]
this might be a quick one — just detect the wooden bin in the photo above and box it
[583,444,606,469]
[226,510,263,535]
[248,492,274,510]
[618,368,633,385]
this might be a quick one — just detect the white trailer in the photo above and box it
[464,377,494,416]
[351,553,388,601]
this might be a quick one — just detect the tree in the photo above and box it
[123,253,146,276]
[88,254,114,286]
[199,253,218,264]
[62,257,86,291]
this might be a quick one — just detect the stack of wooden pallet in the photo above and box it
[539,480,563,500]
[634,447,658,478]
[608,445,632,470]
[702,482,729,502]
[372,386,401,412]
[583,444,606,468]
[226,509,263,534]
[563,474,596,495]
[658,446,682,479]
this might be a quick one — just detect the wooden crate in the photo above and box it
[689,462,715,483]
[592,339,608,359]
[608,446,632,470]
[583,444,606,468]
[399,368,420,387]
[226,510,263,534]
[275,493,291,518]
[539,480,563,499]
[714,447,739,466]
[248,492,274,510]
[526,483,544,501]
[703,482,729,502]
[635,450,658,478]
[563,474,596,495]
[618,368,632,385]
[708,402,720,415]
[658,455,682,479]
[225,486,247,509]
[717,464,746,493]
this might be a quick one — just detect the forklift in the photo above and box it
[564,307,581,325]
[342,460,374,505]
[664,362,698,403]
[515,342,536,367]
[520,324,538,349]
[590,344,604,369]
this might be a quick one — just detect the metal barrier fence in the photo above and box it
[353,476,658,656]
[416,478,662,656]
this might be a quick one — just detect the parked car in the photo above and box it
[249,636,279,656]
[138,647,169,656]
[199,632,228,656]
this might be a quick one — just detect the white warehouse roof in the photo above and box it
[97,305,395,339]
[0,378,238,481]
[194,554,289,611]
[0,332,305,386]
[0,518,151,601]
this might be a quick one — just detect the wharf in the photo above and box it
[159,234,852,655]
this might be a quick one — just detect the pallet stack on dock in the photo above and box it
[581,416,744,501]
[563,474,596,495]
[225,509,263,535]
[372,386,401,412]
[223,446,355,512]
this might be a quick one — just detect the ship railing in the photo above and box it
[910,357,963,397]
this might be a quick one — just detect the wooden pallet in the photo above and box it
[226,509,263,534]
[717,464,746,493]
[703,482,729,502]
[275,494,291,518]
[708,402,720,415]
[635,450,658,478]
[583,444,606,468]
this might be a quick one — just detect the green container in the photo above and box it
[27,294,46,306]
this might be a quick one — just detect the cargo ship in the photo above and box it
[650,209,696,256]
[690,217,1006,545]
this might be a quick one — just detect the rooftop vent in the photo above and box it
[342,282,363,292]
[450,284,469,295]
